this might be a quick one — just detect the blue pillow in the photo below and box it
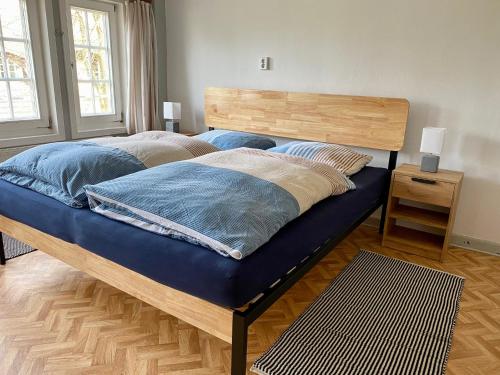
[268,141,372,176]
[194,130,276,150]
[267,141,302,153]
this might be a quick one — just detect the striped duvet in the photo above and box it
[84,148,355,260]
[0,131,218,207]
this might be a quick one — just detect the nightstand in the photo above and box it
[382,164,463,261]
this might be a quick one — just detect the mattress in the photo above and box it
[0,166,388,308]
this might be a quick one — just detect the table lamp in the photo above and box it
[420,127,446,173]
[164,102,181,133]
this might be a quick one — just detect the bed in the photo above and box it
[0,87,409,374]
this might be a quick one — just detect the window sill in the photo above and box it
[0,125,127,149]
[71,126,127,140]
[0,130,66,149]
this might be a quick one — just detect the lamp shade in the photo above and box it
[420,127,446,155]
[163,102,181,120]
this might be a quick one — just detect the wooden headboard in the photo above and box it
[205,87,409,151]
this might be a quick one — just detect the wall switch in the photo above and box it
[259,57,270,70]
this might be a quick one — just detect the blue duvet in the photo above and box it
[84,148,354,259]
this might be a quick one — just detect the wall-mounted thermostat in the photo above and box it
[259,57,270,70]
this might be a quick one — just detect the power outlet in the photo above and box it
[451,234,500,256]
[259,57,270,70]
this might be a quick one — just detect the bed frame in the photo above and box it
[0,87,409,374]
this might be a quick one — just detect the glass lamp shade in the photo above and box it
[420,127,446,155]
[163,102,181,120]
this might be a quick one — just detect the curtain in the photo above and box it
[124,1,158,134]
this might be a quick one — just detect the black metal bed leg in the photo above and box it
[0,232,6,265]
[231,312,248,375]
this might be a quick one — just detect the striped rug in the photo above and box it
[2,235,35,260]
[251,250,464,375]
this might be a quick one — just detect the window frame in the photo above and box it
[62,0,125,138]
[0,0,51,133]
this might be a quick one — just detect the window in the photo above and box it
[70,6,115,116]
[64,0,124,135]
[0,0,48,127]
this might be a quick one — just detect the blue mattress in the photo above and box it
[0,166,388,308]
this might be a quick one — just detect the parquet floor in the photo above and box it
[1,225,499,374]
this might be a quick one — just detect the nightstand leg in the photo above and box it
[0,232,6,265]
[380,151,398,234]
[379,203,388,234]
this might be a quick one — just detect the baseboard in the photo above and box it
[363,217,500,257]
[450,234,500,256]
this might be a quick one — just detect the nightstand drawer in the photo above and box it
[392,174,454,207]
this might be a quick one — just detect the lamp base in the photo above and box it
[165,120,180,133]
[420,154,440,173]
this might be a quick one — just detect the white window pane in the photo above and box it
[0,82,11,120]
[0,51,6,78]
[4,41,30,79]
[79,97,94,115]
[95,96,111,114]
[93,82,112,114]
[10,80,37,119]
[71,8,88,45]
[78,82,94,115]
[75,48,91,80]
[70,5,116,119]
[0,0,42,123]
[78,81,92,97]
[88,11,106,47]
[0,0,24,39]
[90,49,109,80]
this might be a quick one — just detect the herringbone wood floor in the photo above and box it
[1,225,499,374]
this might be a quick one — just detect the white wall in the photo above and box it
[165,0,500,244]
